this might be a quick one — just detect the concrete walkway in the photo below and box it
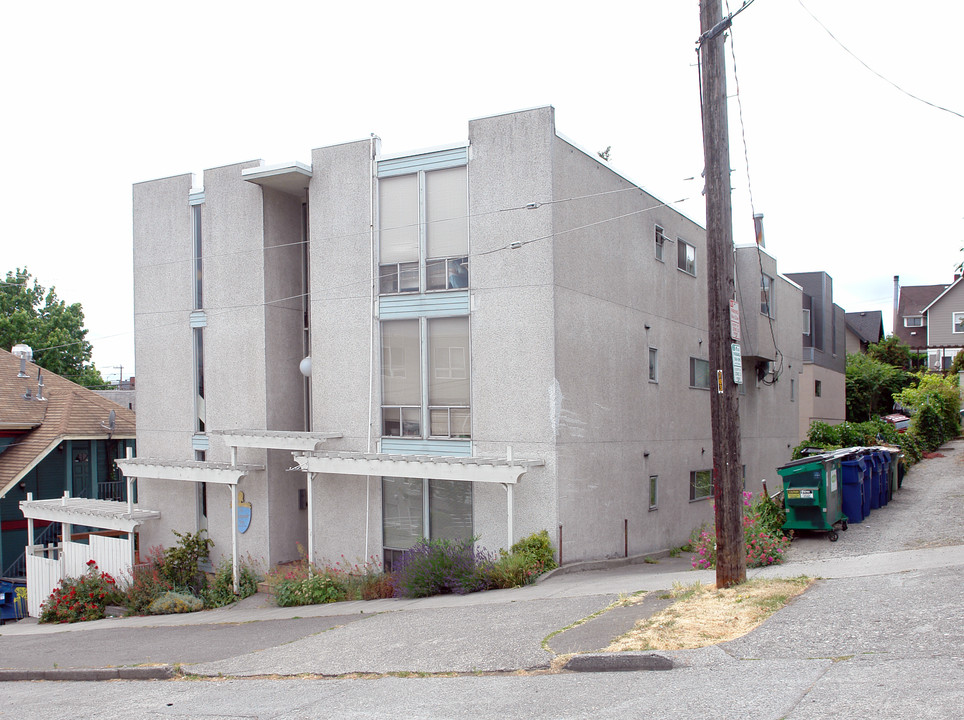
[1,441,962,681]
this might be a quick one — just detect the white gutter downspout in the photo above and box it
[365,133,377,561]
[230,445,239,594]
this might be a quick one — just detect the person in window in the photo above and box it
[448,259,469,289]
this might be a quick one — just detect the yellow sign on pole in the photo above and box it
[717,369,724,394]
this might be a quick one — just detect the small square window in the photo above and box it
[648,347,658,382]
[649,475,658,510]
[690,469,713,501]
[677,239,696,276]
[654,225,666,262]
[690,357,710,389]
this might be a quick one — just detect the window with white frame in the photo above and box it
[690,469,712,501]
[903,316,924,327]
[381,317,471,439]
[648,347,658,382]
[761,274,775,317]
[953,312,964,333]
[689,357,710,389]
[379,166,468,294]
[802,308,811,336]
[382,477,473,571]
[677,239,696,276]
[654,225,666,262]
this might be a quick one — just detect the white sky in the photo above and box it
[3,0,961,382]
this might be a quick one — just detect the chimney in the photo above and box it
[893,275,900,336]
[753,213,765,248]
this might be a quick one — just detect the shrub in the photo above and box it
[39,561,120,624]
[121,550,175,614]
[275,571,347,607]
[147,591,203,615]
[391,537,494,598]
[691,492,790,570]
[508,530,558,572]
[161,529,213,593]
[204,556,262,608]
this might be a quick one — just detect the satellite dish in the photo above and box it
[102,409,116,437]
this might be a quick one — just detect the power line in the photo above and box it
[798,0,964,121]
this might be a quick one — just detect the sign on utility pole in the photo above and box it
[699,0,746,588]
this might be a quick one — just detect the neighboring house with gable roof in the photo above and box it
[894,277,963,370]
[0,347,136,577]
[845,310,884,355]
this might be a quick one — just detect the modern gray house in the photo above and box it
[125,107,804,571]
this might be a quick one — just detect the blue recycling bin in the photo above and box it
[0,579,26,624]
[838,451,865,524]
[876,450,891,507]
[866,451,881,511]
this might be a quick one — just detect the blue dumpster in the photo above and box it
[874,450,890,507]
[837,451,865,524]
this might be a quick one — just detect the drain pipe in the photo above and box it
[364,133,377,561]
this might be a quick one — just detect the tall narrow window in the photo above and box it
[428,317,471,438]
[649,475,658,510]
[677,239,696,276]
[814,379,822,397]
[761,274,775,317]
[425,167,469,291]
[194,327,205,432]
[654,225,666,262]
[192,204,203,310]
[648,347,658,383]
[802,309,811,336]
[381,320,421,437]
[378,175,419,294]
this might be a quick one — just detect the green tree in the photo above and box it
[867,334,912,369]
[845,352,911,421]
[0,268,105,387]
[894,372,961,447]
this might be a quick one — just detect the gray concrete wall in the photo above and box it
[550,133,712,562]
[131,173,199,551]
[307,139,382,563]
[468,107,559,553]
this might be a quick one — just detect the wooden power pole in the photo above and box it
[699,0,746,588]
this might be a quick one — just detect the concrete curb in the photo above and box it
[563,652,674,672]
[0,666,175,682]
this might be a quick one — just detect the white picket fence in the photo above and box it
[25,535,133,618]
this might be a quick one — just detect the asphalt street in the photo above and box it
[0,441,962,719]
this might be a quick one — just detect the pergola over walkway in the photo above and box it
[293,448,545,554]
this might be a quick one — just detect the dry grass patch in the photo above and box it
[606,577,812,652]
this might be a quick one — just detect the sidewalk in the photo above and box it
[2,442,962,680]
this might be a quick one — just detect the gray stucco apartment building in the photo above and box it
[126,107,804,571]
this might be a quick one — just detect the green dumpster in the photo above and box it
[777,453,848,541]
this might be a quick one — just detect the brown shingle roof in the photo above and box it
[895,284,947,348]
[0,349,135,498]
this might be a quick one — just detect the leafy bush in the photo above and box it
[391,537,494,598]
[204,556,262,608]
[147,591,203,615]
[691,492,790,570]
[508,530,557,572]
[792,418,900,459]
[121,548,175,614]
[485,530,559,589]
[161,529,213,593]
[39,561,120,624]
[275,571,347,607]
[895,372,961,451]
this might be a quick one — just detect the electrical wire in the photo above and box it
[798,0,964,121]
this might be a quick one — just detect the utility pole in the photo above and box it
[699,0,746,588]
